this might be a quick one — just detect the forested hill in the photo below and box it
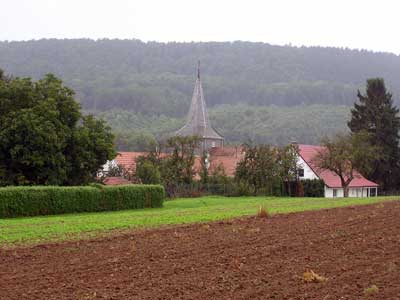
[1,39,400,117]
[1,39,399,150]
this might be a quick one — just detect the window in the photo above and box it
[333,189,337,197]
[298,168,304,177]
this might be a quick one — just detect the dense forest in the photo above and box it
[95,105,350,150]
[1,39,399,150]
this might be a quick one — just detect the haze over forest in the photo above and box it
[1,39,399,150]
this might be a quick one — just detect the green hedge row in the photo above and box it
[0,185,165,218]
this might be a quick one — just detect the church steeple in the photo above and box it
[175,62,224,150]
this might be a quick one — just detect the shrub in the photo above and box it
[136,161,161,184]
[0,185,165,218]
[301,179,325,197]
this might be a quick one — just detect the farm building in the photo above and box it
[297,144,378,198]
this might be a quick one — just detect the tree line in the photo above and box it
[1,39,400,116]
[95,104,350,151]
[3,39,400,150]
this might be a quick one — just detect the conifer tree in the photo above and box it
[348,78,400,191]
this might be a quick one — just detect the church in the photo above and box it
[174,62,224,151]
[101,63,243,182]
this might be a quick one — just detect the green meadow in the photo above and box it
[0,196,397,247]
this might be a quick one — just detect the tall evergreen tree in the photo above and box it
[348,78,400,191]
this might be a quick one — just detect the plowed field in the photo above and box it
[1,201,399,299]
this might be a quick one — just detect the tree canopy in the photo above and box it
[1,39,399,114]
[235,143,299,195]
[0,71,116,186]
[312,132,378,197]
[348,78,400,191]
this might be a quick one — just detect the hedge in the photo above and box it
[0,185,165,218]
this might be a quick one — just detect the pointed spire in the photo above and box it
[175,62,224,143]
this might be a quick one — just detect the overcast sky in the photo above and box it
[1,0,399,54]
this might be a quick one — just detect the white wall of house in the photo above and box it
[325,187,343,198]
[98,160,117,177]
[325,186,378,198]
[297,156,319,180]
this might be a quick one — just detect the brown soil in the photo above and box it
[1,201,400,300]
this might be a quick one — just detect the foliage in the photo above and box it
[105,163,131,180]
[312,132,379,197]
[0,185,165,218]
[235,144,277,194]
[0,72,116,186]
[1,195,395,246]
[209,163,230,185]
[348,78,400,191]
[235,143,299,195]
[277,144,300,196]
[136,160,161,184]
[301,179,325,197]
[3,40,400,151]
[163,135,201,185]
[92,104,351,151]
[2,39,400,114]
[133,136,200,194]
[67,115,116,185]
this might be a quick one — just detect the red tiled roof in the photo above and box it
[113,147,242,179]
[103,176,132,186]
[114,152,149,171]
[208,147,243,177]
[298,144,378,188]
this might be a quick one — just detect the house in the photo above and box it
[297,144,378,198]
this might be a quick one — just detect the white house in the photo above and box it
[297,144,378,198]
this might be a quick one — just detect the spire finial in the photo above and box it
[197,60,200,79]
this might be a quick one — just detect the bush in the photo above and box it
[301,179,325,197]
[0,185,165,218]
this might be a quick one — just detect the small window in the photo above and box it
[333,189,337,197]
[298,168,304,177]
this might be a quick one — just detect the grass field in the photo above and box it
[0,196,398,247]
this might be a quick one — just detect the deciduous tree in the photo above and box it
[0,71,115,186]
[312,132,378,197]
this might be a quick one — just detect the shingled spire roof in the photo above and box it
[175,62,224,141]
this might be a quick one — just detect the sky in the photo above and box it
[1,0,400,54]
